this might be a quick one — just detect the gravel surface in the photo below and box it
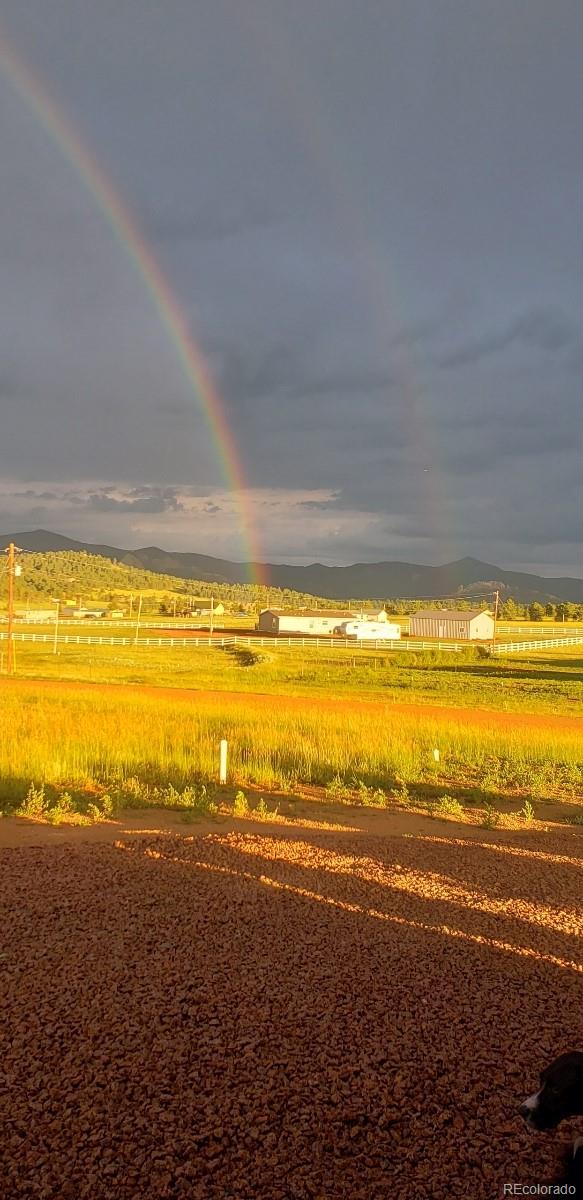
[1,826,582,1199]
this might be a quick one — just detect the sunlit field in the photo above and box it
[1,680,583,820]
[3,633,583,714]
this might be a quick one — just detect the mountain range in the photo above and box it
[2,529,583,603]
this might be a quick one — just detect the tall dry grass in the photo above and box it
[1,684,582,812]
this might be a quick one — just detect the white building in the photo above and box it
[257,609,355,635]
[337,620,401,640]
[62,607,108,619]
[409,608,495,640]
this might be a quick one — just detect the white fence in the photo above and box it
[3,630,582,654]
[235,636,466,651]
[0,632,234,648]
[496,625,583,638]
[492,635,583,654]
[0,631,465,652]
[12,619,212,630]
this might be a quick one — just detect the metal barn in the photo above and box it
[408,608,495,640]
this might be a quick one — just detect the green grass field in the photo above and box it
[3,633,583,714]
[2,624,583,823]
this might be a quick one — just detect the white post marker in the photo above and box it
[433,748,440,763]
[219,739,228,784]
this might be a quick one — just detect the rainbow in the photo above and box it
[0,31,266,586]
[240,8,459,564]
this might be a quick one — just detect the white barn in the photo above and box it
[409,608,495,640]
[257,609,355,635]
[20,609,56,623]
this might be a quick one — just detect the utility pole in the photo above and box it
[134,594,143,646]
[492,589,500,653]
[51,597,60,655]
[210,595,214,636]
[4,543,22,674]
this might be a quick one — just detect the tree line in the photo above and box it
[5,551,582,621]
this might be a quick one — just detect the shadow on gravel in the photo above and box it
[2,826,582,1200]
[131,829,583,973]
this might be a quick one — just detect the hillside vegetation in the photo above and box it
[4,550,583,620]
[4,550,339,613]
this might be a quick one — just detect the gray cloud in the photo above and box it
[0,1,583,571]
[144,204,279,245]
[87,490,184,514]
[440,307,578,369]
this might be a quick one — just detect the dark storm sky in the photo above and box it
[1,0,582,571]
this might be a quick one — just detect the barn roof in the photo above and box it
[412,608,493,621]
[261,608,355,618]
[282,609,354,618]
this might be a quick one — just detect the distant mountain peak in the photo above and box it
[2,529,583,604]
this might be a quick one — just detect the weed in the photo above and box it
[481,803,501,830]
[325,774,352,802]
[101,795,115,818]
[18,782,47,818]
[163,782,216,814]
[46,793,90,826]
[354,779,386,806]
[389,781,410,806]
[565,810,583,826]
[254,796,278,820]
[429,794,465,820]
[233,790,249,816]
[520,798,536,825]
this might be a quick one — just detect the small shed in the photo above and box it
[409,608,495,640]
[197,602,225,617]
[352,608,391,622]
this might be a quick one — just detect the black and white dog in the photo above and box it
[520,1052,583,1194]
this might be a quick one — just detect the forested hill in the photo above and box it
[3,550,335,613]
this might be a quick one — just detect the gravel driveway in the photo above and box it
[2,826,582,1198]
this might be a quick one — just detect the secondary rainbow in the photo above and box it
[0,32,266,585]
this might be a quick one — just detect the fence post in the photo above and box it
[219,739,228,785]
